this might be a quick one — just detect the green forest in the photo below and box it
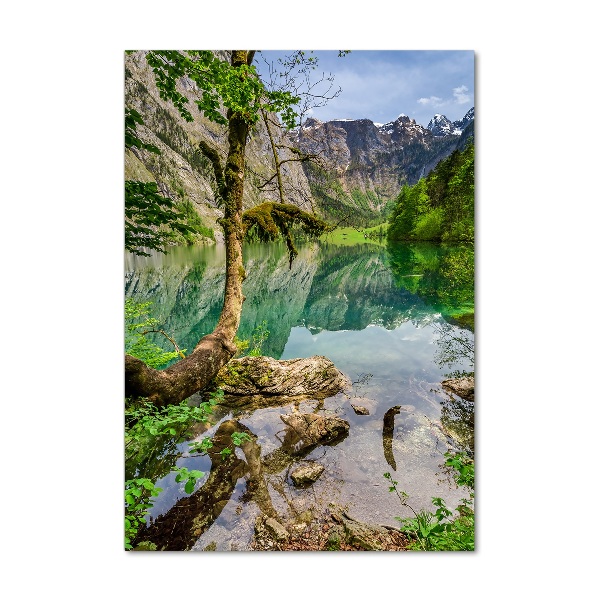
[387,140,474,242]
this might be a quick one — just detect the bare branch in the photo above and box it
[140,329,186,359]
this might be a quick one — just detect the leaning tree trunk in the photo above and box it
[125,51,252,407]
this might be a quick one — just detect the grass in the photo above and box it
[319,224,388,246]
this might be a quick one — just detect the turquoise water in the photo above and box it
[125,240,474,550]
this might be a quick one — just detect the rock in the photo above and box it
[348,396,377,413]
[350,403,369,415]
[125,51,315,234]
[264,518,289,541]
[215,355,350,410]
[290,463,325,486]
[280,412,350,448]
[329,504,407,551]
[442,376,475,402]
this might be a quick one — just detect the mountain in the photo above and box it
[427,108,475,137]
[125,51,314,243]
[291,108,474,225]
[125,51,474,234]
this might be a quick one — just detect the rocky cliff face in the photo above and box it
[290,109,474,223]
[124,51,314,241]
[125,51,474,232]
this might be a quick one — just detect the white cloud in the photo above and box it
[418,95,443,107]
[453,85,471,104]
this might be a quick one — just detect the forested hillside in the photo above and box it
[292,110,474,228]
[387,140,474,242]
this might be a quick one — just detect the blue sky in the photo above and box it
[258,50,474,127]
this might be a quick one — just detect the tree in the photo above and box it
[125,50,334,406]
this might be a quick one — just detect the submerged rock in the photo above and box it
[280,412,350,448]
[290,462,325,486]
[215,355,350,410]
[442,376,475,402]
[264,518,289,541]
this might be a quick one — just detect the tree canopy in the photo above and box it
[387,140,474,243]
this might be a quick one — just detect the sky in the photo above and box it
[258,50,474,127]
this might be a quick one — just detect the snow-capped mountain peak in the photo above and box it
[427,107,474,137]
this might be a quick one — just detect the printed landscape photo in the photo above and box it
[124,50,475,551]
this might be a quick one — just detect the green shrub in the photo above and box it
[385,451,474,551]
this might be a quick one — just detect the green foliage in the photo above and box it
[172,467,205,494]
[231,431,252,446]
[125,108,160,154]
[126,106,203,256]
[388,141,474,242]
[414,207,444,240]
[384,451,474,551]
[176,199,215,243]
[219,447,233,460]
[145,50,300,129]
[125,299,183,368]
[124,387,224,549]
[124,477,162,549]
[188,437,214,455]
[235,321,270,357]
[248,321,269,357]
[125,181,202,256]
[125,399,214,443]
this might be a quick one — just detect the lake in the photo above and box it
[125,239,474,550]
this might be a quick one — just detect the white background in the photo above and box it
[1,1,597,598]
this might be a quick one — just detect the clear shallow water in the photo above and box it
[125,240,474,550]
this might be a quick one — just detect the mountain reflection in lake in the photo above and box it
[125,240,474,550]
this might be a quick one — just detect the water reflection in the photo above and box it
[125,239,475,549]
[382,405,402,470]
[125,240,475,363]
[134,412,351,550]
[136,420,274,550]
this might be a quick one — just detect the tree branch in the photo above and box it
[196,140,226,204]
[140,329,186,359]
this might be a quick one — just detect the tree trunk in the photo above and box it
[125,51,252,407]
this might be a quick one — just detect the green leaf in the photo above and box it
[184,480,195,494]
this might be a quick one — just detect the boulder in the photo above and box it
[215,355,350,410]
[280,412,350,448]
[290,462,325,486]
[442,376,475,402]
[350,403,370,415]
